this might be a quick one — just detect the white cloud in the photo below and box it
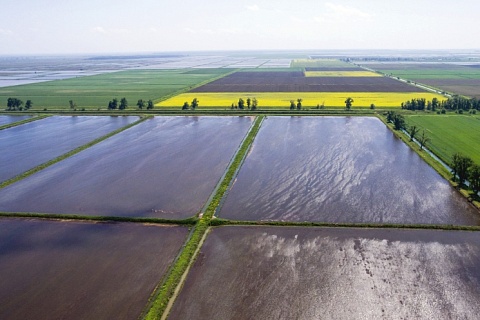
[91,26,107,34]
[247,4,260,12]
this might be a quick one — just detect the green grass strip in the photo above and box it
[0,115,152,189]
[0,114,50,130]
[143,116,264,320]
[0,212,197,225]
[209,218,480,232]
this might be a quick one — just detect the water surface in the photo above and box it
[0,116,253,218]
[219,117,480,225]
[0,116,138,181]
[170,226,480,320]
[0,218,187,320]
[0,115,32,126]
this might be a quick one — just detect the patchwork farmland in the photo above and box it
[159,65,445,108]
[2,54,480,320]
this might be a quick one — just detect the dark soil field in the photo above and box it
[0,218,188,320]
[190,71,425,93]
[0,116,253,218]
[304,67,364,71]
[0,115,31,126]
[414,78,480,98]
[0,116,138,182]
[219,117,480,225]
[169,226,480,320]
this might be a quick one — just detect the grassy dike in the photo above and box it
[142,115,264,320]
[0,115,152,190]
[0,114,50,130]
[209,218,480,232]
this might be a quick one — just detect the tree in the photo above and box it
[408,125,419,142]
[370,103,375,110]
[238,98,245,110]
[451,153,473,187]
[191,98,199,110]
[25,100,33,110]
[6,98,23,111]
[296,98,302,110]
[393,113,405,130]
[386,111,395,123]
[246,98,251,109]
[345,97,354,110]
[251,98,258,110]
[136,99,145,109]
[119,98,128,110]
[417,129,430,150]
[469,164,480,194]
[69,100,76,110]
[147,100,154,110]
[108,98,118,110]
[290,100,296,110]
[182,102,190,110]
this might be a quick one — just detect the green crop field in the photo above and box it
[0,69,234,110]
[405,114,480,165]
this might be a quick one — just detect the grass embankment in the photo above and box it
[0,115,151,189]
[0,212,197,226]
[143,115,264,320]
[0,114,50,130]
[210,218,480,232]
[0,69,235,110]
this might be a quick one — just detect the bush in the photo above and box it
[441,109,446,114]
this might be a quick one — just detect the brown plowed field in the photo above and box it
[190,71,425,93]
[304,67,364,71]
[415,79,480,98]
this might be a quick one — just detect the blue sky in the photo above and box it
[0,0,479,54]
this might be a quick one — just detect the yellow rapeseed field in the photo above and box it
[304,71,382,77]
[157,92,447,108]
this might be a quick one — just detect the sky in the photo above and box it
[0,0,479,55]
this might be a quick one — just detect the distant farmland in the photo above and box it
[159,68,445,108]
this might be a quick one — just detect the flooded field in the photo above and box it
[169,226,480,320]
[219,117,480,225]
[0,115,31,126]
[0,116,253,218]
[0,116,137,181]
[0,218,188,320]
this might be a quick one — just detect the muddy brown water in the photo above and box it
[0,218,188,320]
[0,115,138,182]
[0,115,31,126]
[219,117,480,225]
[0,116,253,218]
[169,226,480,320]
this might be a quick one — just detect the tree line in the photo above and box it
[108,98,154,110]
[5,98,32,111]
[401,96,480,112]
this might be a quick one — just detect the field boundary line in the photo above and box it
[209,219,480,232]
[159,227,211,320]
[0,115,151,190]
[0,212,197,225]
[0,114,50,130]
